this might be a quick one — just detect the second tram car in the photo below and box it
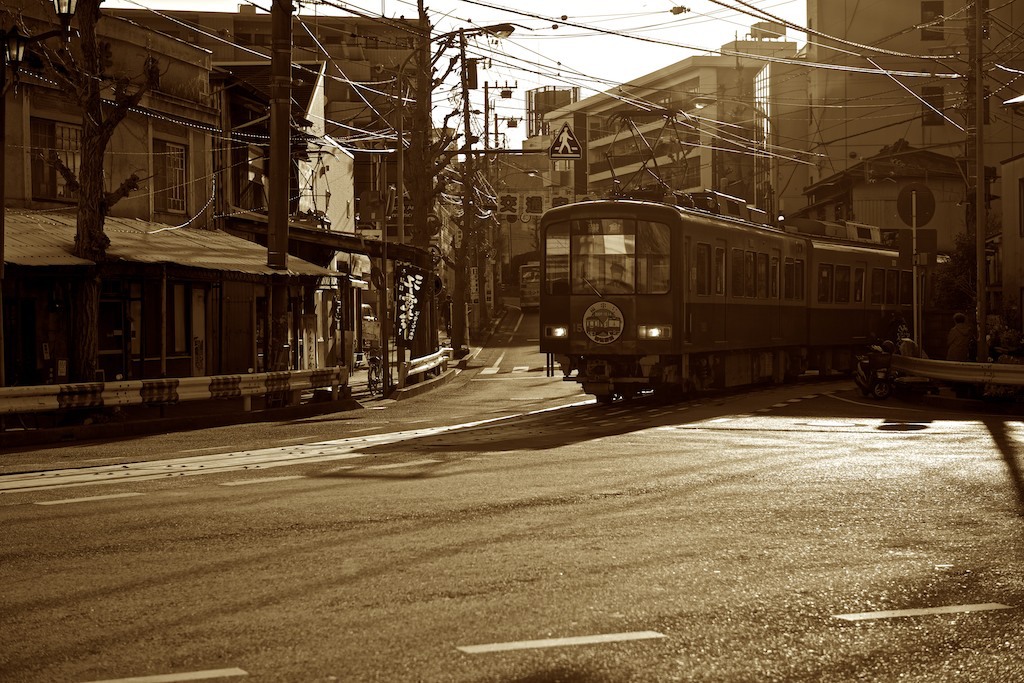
[539,195,910,402]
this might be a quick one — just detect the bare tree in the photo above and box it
[36,0,159,381]
[403,0,463,248]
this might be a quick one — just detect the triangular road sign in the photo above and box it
[549,122,582,160]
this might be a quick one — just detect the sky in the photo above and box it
[102,0,808,147]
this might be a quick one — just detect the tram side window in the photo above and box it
[770,256,780,298]
[885,269,899,305]
[745,251,756,298]
[637,221,670,294]
[899,270,913,305]
[817,263,833,303]
[695,243,711,295]
[756,253,768,298]
[544,223,570,295]
[731,248,744,296]
[795,260,805,299]
[835,265,851,303]
[784,258,795,299]
[871,268,885,304]
[715,248,726,295]
[854,267,865,303]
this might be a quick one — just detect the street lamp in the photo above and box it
[1,0,78,387]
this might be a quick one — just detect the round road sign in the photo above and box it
[897,182,935,227]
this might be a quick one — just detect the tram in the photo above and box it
[538,192,910,402]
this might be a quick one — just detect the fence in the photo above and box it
[398,347,453,388]
[0,367,348,417]
[892,356,1024,385]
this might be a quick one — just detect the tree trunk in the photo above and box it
[71,273,101,382]
[69,93,110,382]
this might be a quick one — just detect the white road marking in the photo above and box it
[364,459,440,470]
[34,492,142,506]
[457,630,666,654]
[480,352,505,375]
[82,668,248,682]
[833,603,1013,622]
[828,392,929,412]
[1,400,594,494]
[512,366,530,373]
[219,475,307,486]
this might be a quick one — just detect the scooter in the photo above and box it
[854,344,895,399]
[854,342,939,400]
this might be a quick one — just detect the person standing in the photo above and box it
[946,312,974,361]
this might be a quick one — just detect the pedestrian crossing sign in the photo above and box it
[549,122,582,160]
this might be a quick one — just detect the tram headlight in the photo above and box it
[545,325,568,338]
[638,324,672,340]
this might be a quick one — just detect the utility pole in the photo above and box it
[451,28,473,352]
[268,0,292,371]
[967,0,987,361]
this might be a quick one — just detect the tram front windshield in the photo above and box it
[544,218,670,296]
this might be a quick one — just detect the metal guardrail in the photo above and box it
[892,356,1024,385]
[0,367,349,416]
[399,347,453,387]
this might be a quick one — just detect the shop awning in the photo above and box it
[4,212,334,277]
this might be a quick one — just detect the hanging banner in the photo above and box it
[395,263,425,343]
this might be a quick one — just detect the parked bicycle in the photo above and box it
[366,350,383,395]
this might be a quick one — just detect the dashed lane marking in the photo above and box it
[34,492,142,506]
[82,668,248,682]
[457,630,666,654]
[833,603,1013,622]
[364,459,441,470]
[219,475,307,486]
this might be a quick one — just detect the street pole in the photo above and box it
[0,46,8,387]
[451,28,473,352]
[268,0,292,371]
[968,0,987,361]
[974,0,987,362]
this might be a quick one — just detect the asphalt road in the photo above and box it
[2,310,1023,682]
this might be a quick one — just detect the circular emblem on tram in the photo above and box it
[583,301,624,344]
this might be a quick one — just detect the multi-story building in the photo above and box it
[542,30,802,216]
[105,5,425,237]
[1,3,340,385]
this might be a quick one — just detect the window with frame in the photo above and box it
[745,252,756,298]
[770,256,780,298]
[784,258,795,299]
[920,1,944,41]
[154,139,188,213]
[835,265,851,303]
[854,268,865,303]
[817,263,833,303]
[871,268,885,304]
[695,243,711,295]
[544,223,570,295]
[885,270,899,304]
[922,86,945,126]
[31,118,82,201]
[756,253,768,298]
[715,247,726,295]
[731,249,745,296]
[794,259,805,299]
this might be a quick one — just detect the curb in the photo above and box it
[0,398,362,452]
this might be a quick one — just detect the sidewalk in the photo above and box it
[0,305,510,451]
